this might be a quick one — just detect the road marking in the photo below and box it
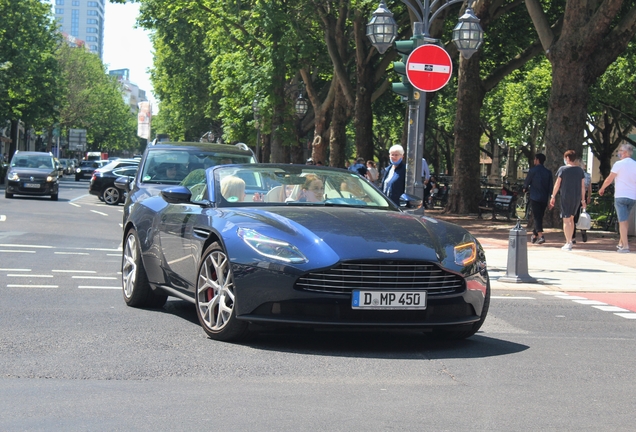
[0,244,53,248]
[0,268,31,271]
[107,253,120,256]
[614,313,636,319]
[572,300,608,305]
[90,210,108,216]
[78,286,121,290]
[0,250,36,253]
[69,202,81,207]
[52,270,96,273]
[72,276,118,280]
[491,296,536,300]
[7,285,58,288]
[554,295,588,300]
[54,252,90,255]
[7,274,53,278]
[593,306,629,312]
[0,215,6,222]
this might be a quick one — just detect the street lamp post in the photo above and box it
[367,0,483,204]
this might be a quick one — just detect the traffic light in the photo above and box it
[392,39,417,101]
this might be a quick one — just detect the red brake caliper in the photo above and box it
[207,269,216,302]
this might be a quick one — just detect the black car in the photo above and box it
[89,159,139,205]
[75,160,107,181]
[116,141,257,213]
[120,163,489,342]
[4,151,60,200]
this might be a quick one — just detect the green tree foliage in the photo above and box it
[0,0,60,127]
[57,44,137,153]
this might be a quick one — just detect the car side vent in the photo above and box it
[295,260,464,296]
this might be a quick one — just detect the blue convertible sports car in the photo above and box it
[121,164,489,341]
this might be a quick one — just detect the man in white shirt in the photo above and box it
[421,157,431,184]
[599,143,636,253]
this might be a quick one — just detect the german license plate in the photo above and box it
[352,291,426,310]
[24,183,40,188]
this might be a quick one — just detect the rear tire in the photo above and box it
[5,190,13,198]
[195,242,250,341]
[51,193,58,201]
[102,186,121,205]
[122,228,167,308]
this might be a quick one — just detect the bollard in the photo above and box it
[498,219,537,283]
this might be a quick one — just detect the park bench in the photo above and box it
[478,194,516,221]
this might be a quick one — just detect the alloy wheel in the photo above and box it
[197,250,235,332]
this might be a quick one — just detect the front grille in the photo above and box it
[295,261,464,296]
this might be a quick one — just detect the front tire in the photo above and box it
[51,193,58,201]
[102,186,121,205]
[195,242,249,341]
[122,228,167,308]
[5,190,13,198]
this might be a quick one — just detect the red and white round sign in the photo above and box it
[406,44,452,92]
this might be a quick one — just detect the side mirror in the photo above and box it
[161,186,192,204]
[114,175,131,191]
[399,193,423,209]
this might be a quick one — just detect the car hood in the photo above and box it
[9,168,57,177]
[226,207,473,267]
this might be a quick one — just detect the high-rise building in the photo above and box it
[53,0,105,59]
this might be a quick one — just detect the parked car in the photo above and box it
[89,159,139,205]
[75,160,107,181]
[120,163,490,342]
[4,151,60,200]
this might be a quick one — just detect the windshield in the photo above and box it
[141,149,255,184]
[11,155,54,169]
[213,165,394,209]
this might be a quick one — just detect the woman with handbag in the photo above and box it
[549,150,586,251]
[572,160,593,243]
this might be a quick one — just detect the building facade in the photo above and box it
[53,0,105,59]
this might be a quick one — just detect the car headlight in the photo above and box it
[76,168,81,173]
[238,227,307,264]
[47,175,55,182]
[454,241,477,266]
[8,172,19,181]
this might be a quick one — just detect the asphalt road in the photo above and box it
[1,178,635,431]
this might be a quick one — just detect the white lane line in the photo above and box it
[69,202,81,207]
[572,300,608,305]
[52,270,96,273]
[107,253,121,257]
[55,252,90,255]
[0,250,36,254]
[614,313,636,319]
[0,244,53,248]
[7,285,58,288]
[554,295,588,300]
[0,215,6,222]
[0,268,31,271]
[7,274,53,278]
[81,247,121,252]
[593,306,630,312]
[539,291,562,295]
[72,276,118,280]
[78,286,121,290]
[491,296,536,300]
[90,210,108,216]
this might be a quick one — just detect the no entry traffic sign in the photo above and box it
[406,44,452,93]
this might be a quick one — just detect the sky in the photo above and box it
[102,1,156,109]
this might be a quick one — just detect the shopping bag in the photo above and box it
[576,209,592,230]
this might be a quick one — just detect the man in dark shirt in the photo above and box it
[523,153,553,244]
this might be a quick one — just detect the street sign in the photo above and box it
[69,128,87,151]
[406,44,452,93]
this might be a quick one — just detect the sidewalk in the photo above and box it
[427,209,636,293]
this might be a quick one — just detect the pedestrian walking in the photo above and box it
[572,159,592,243]
[599,143,636,253]
[523,153,553,245]
[549,150,586,251]
[381,144,406,205]
[366,160,379,184]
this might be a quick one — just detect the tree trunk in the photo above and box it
[446,54,485,214]
[8,119,19,160]
[329,83,348,168]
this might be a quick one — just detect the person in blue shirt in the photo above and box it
[523,153,553,244]
[381,145,406,206]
